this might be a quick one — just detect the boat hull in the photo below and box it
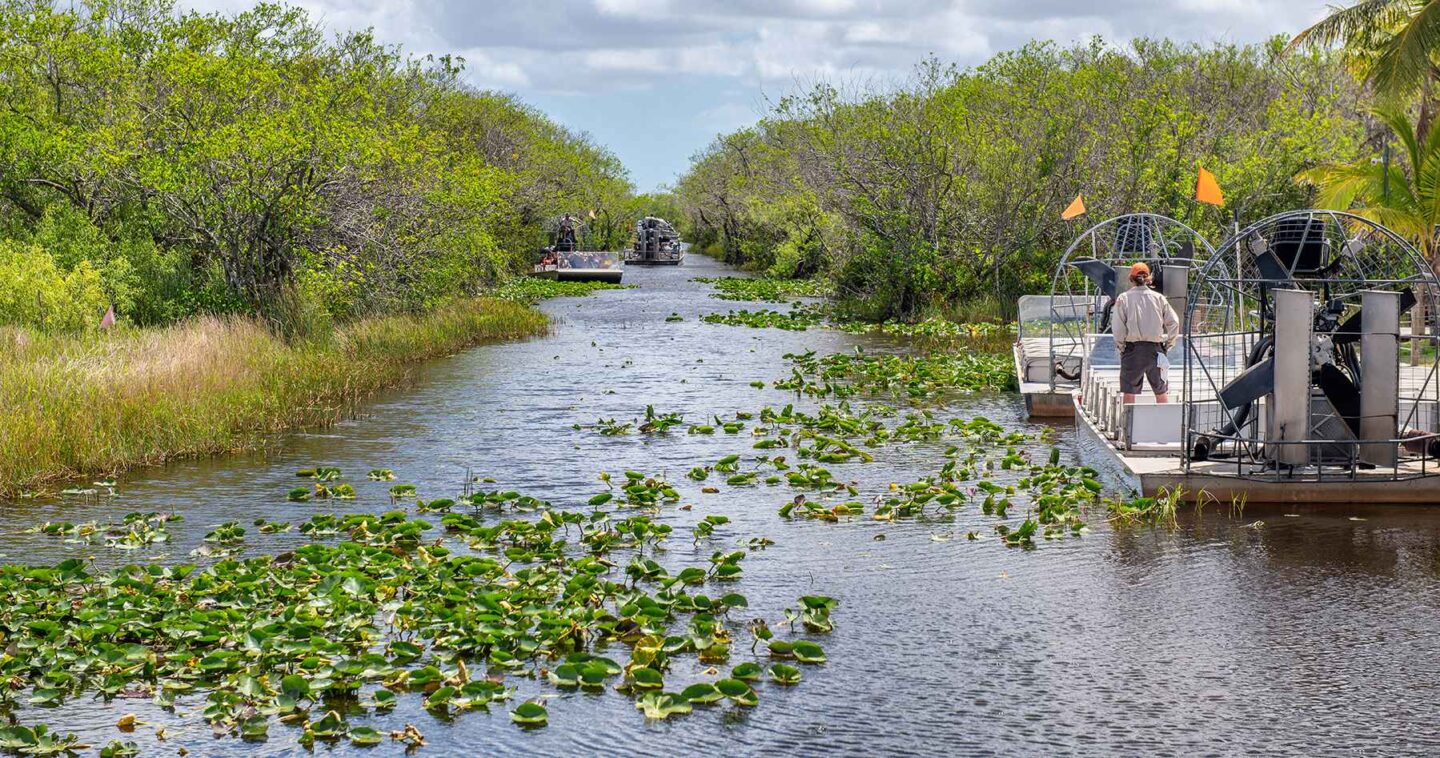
[556,268,623,283]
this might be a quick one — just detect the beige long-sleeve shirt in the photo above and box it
[1112,285,1179,349]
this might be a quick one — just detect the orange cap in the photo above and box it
[1129,262,1150,278]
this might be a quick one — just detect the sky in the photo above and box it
[178,0,1335,192]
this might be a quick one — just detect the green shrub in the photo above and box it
[29,206,201,325]
[0,241,109,331]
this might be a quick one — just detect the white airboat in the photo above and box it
[1019,210,1440,504]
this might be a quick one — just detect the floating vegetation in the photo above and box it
[510,702,548,726]
[639,406,684,433]
[1106,487,1236,529]
[27,512,181,550]
[692,276,831,302]
[319,482,357,499]
[0,724,85,755]
[780,495,865,521]
[202,520,246,544]
[836,317,1013,346]
[665,313,684,322]
[836,317,1008,338]
[577,417,634,436]
[692,282,1013,351]
[576,407,706,436]
[0,472,836,749]
[493,277,628,302]
[692,514,730,543]
[773,348,1016,399]
[701,306,825,331]
[296,466,342,480]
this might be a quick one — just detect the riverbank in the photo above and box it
[0,297,548,497]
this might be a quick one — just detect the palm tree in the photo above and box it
[1299,107,1440,353]
[1289,0,1440,136]
[1298,107,1440,261]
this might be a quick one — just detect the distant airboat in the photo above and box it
[626,216,684,266]
[532,214,624,283]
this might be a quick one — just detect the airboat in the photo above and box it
[1068,210,1440,504]
[625,216,684,265]
[531,214,624,283]
[1015,214,1216,417]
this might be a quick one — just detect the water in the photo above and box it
[8,254,1440,756]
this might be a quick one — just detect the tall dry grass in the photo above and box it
[0,298,547,496]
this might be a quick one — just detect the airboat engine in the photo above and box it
[1255,288,1401,467]
[1186,211,1440,475]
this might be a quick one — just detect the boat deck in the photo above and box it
[1075,401,1440,503]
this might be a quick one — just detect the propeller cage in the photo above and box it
[1183,210,1440,481]
[1032,214,1217,393]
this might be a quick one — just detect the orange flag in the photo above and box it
[1196,166,1224,206]
[1061,194,1087,220]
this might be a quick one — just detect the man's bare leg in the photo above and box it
[1156,393,1169,404]
[1124,393,1137,404]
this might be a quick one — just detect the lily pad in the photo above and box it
[679,682,724,704]
[628,666,663,690]
[510,701,548,726]
[792,640,826,663]
[768,663,802,685]
[714,678,758,707]
[348,726,383,746]
[636,691,693,719]
[730,662,762,681]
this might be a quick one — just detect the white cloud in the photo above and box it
[180,0,1332,97]
[594,0,672,16]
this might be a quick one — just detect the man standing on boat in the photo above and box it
[1112,262,1180,404]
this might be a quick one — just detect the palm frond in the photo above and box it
[1374,105,1423,171]
[1298,163,1386,210]
[1368,205,1435,253]
[1287,0,1408,51]
[1371,0,1440,95]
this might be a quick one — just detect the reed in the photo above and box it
[0,298,547,496]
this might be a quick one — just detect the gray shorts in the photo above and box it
[1120,341,1168,395]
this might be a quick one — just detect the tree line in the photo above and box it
[0,0,636,333]
[674,38,1366,320]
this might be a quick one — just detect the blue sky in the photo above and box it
[181,0,1333,192]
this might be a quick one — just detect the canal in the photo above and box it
[7,254,1440,756]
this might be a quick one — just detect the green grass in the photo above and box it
[0,298,547,497]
